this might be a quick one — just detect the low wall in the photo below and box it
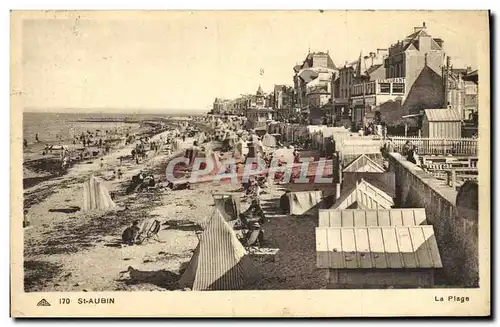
[387,153,478,287]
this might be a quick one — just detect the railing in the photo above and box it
[446,168,479,189]
[388,136,478,155]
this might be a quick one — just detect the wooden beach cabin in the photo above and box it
[315,225,443,288]
[421,108,461,139]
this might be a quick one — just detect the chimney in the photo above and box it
[368,53,375,67]
[423,22,426,29]
[466,66,472,74]
[443,56,450,108]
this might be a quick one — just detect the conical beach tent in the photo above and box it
[179,209,260,290]
[82,175,117,212]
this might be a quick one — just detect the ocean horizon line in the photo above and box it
[23,108,209,115]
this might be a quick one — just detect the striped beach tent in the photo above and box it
[179,209,260,291]
[82,175,117,212]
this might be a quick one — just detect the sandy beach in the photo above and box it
[23,119,328,292]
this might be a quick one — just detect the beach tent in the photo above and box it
[247,136,264,159]
[179,209,260,291]
[204,148,222,174]
[261,133,277,148]
[185,145,202,166]
[172,137,195,152]
[82,175,117,212]
[213,193,241,222]
[288,190,323,216]
[197,132,206,145]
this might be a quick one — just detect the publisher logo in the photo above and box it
[36,298,51,307]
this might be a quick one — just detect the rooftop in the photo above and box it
[316,225,443,269]
[424,108,461,122]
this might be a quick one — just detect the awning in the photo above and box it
[401,113,422,119]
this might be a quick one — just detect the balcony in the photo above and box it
[307,84,330,95]
[351,77,406,97]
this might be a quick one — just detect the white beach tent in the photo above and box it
[82,175,117,212]
[179,209,260,290]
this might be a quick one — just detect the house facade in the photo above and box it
[349,22,447,127]
[293,51,338,122]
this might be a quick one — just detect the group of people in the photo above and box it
[402,140,419,165]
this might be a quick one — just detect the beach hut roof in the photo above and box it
[315,225,443,269]
[318,208,428,228]
[424,109,461,122]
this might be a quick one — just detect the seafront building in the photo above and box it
[211,22,479,136]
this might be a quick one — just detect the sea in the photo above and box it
[23,112,174,146]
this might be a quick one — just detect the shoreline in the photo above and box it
[22,120,171,191]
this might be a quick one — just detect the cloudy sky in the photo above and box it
[19,10,488,113]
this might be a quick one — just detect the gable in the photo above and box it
[331,179,394,210]
[430,38,442,50]
[404,65,445,114]
[343,154,385,173]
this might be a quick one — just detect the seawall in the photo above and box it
[387,152,478,287]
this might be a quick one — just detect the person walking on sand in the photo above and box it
[35,133,39,143]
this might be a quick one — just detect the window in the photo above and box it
[392,83,405,94]
[379,83,391,94]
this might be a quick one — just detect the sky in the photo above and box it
[18,10,488,113]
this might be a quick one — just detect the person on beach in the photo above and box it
[117,169,123,179]
[35,133,39,143]
[293,149,300,163]
[280,190,291,214]
[122,220,141,246]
